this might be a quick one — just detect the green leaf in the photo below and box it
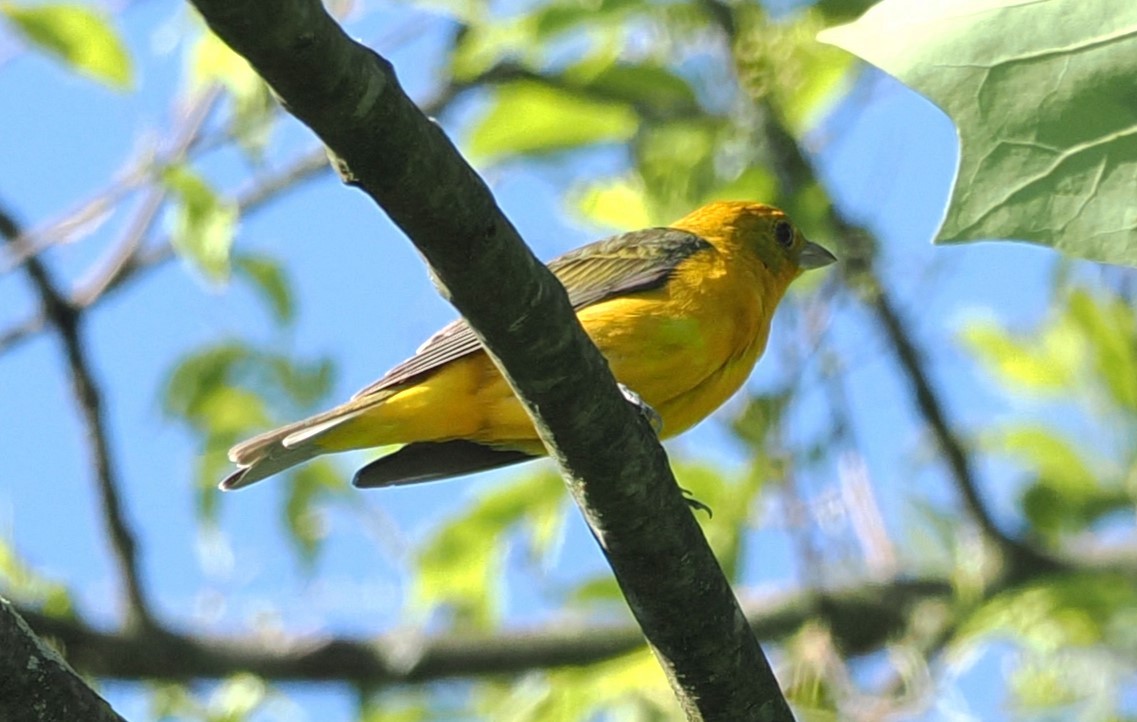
[961,573,1137,652]
[414,473,565,628]
[569,576,624,606]
[468,81,637,162]
[284,462,341,566]
[820,0,1137,266]
[207,673,267,722]
[574,177,654,230]
[533,0,640,40]
[162,343,254,422]
[565,61,700,117]
[161,342,337,525]
[982,424,1124,537]
[162,165,238,284]
[960,317,1080,393]
[0,538,75,615]
[234,254,295,325]
[3,3,132,88]
[632,119,727,218]
[1066,288,1137,411]
[189,31,275,158]
[985,425,1097,492]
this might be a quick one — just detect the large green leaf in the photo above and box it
[2,2,132,88]
[820,0,1137,266]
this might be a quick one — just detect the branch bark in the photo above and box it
[0,599,126,722]
[187,1,791,718]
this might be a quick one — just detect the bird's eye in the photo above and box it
[774,220,794,249]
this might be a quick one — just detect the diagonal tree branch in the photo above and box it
[186,1,791,719]
[0,205,157,633]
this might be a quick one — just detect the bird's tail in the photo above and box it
[220,391,394,490]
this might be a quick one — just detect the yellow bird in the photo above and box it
[222,201,835,491]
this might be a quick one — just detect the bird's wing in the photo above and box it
[352,440,537,487]
[350,228,710,399]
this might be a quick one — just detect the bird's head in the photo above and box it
[674,200,837,283]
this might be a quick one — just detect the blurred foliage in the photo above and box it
[413,471,566,628]
[149,674,271,722]
[5,0,1137,720]
[162,163,239,284]
[0,539,74,617]
[964,286,1137,545]
[161,339,342,563]
[1,2,132,87]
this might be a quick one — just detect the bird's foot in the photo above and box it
[618,383,663,435]
[680,487,713,518]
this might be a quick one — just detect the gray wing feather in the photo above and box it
[351,228,709,399]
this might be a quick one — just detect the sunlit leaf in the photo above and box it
[0,539,74,616]
[633,119,726,217]
[468,81,637,162]
[960,573,1137,652]
[985,425,1096,492]
[1066,288,1137,412]
[574,178,653,230]
[207,673,267,721]
[414,473,565,627]
[162,165,238,284]
[3,3,132,88]
[189,31,275,157]
[820,0,1137,266]
[533,0,640,40]
[960,317,1080,393]
[983,424,1129,538]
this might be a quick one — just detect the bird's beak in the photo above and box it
[798,240,837,269]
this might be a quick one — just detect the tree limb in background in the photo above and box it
[0,598,125,722]
[0,205,156,633]
[187,1,791,718]
[19,577,952,684]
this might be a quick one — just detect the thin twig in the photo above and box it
[0,204,157,633]
[76,87,222,305]
[0,79,464,353]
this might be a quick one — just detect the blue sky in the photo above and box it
[0,1,1095,719]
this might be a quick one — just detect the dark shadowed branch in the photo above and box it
[0,599,125,722]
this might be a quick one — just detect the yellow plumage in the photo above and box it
[222,201,835,490]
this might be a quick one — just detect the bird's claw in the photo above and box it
[681,487,713,518]
[618,383,663,435]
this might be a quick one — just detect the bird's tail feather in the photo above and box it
[221,391,394,490]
